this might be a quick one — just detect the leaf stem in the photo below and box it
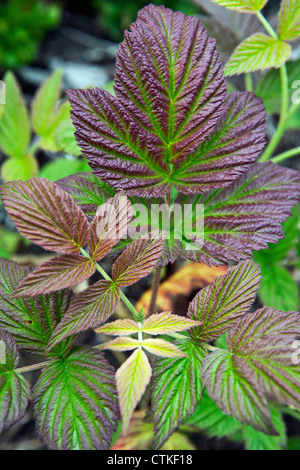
[255,12,290,162]
[256,11,278,39]
[80,247,141,322]
[204,344,217,352]
[15,361,49,374]
[271,146,300,163]
[245,73,253,92]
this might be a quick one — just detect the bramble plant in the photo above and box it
[1,3,300,451]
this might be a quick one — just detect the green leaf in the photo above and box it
[116,348,152,434]
[32,347,119,450]
[185,390,242,438]
[54,116,82,156]
[1,155,38,182]
[257,265,299,312]
[210,0,268,13]
[39,157,89,182]
[151,338,206,449]
[101,337,140,352]
[188,260,261,342]
[31,69,64,137]
[225,34,291,76]
[278,0,300,41]
[0,72,30,159]
[142,338,188,358]
[0,329,31,434]
[0,259,76,356]
[255,60,300,115]
[141,312,202,336]
[96,318,139,336]
[243,407,286,450]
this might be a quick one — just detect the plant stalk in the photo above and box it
[256,12,290,162]
[80,247,141,322]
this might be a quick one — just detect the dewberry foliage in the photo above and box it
[0,3,300,451]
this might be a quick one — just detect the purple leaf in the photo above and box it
[202,306,300,433]
[188,259,261,341]
[184,162,300,265]
[112,233,164,286]
[89,193,132,261]
[12,255,96,297]
[202,349,276,434]
[173,92,266,194]
[115,5,227,162]
[1,178,90,254]
[67,87,169,198]
[67,5,236,197]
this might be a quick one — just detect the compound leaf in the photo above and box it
[12,255,96,297]
[225,34,291,76]
[32,347,119,450]
[1,178,90,255]
[0,329,31,434]
[151,339,206,449]
[116,348,151,434]
[188,259,261,341]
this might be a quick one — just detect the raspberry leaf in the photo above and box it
[12,255,96,297]
[1,178,90,254]
[0,329,31,434]
[187,260,261,341]
[0,259,76,356]
[32,348,119,450]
